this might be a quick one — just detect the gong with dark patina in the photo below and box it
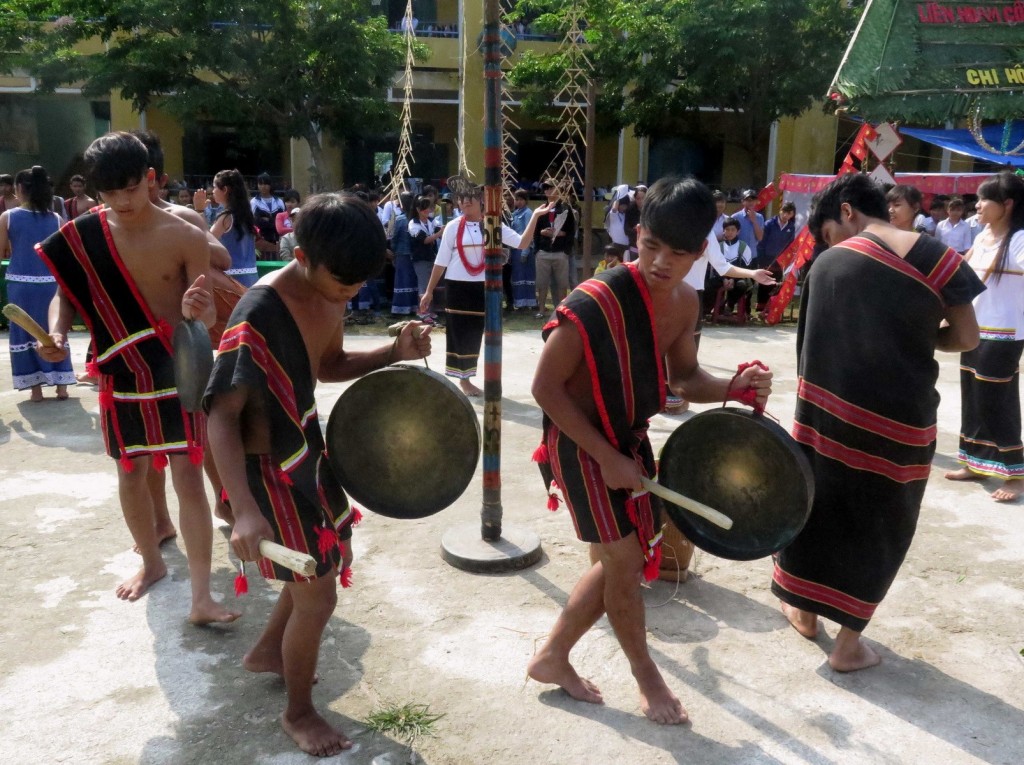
[326,364,481,519]
[172,318,214,413]
[658,407,814,561]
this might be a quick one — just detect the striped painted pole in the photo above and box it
[480,0,504,541]
[439,1,542,571]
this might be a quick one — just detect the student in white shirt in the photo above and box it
[935,197,973,254]
[665,230,775,412]
[604,186,631,248]
[711,190,729,241]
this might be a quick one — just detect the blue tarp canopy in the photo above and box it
[899,122,1024,169]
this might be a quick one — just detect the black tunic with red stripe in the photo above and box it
[538,262,666,581]
[203,285,357,582]
[35,209,202,468]
[772,233,984,632]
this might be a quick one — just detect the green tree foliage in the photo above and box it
[509,0,859,185]
[0,0,412,190]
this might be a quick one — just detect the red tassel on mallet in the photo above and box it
[234,561,249,597]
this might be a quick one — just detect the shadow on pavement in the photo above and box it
[813,647,1024,765]
[12,396,98,452]
[137,546,429,763]
[537,683,790,765]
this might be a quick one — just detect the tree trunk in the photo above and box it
[742,115,772,190]
[302,123,334,193]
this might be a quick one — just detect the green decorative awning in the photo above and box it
[829,0,1024,125]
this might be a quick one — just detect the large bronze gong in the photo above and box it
[325,364,481,519]
[657,408,814,561]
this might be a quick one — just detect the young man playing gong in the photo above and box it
[205,193,430,756]
[35,132,238,623]
[529,177,772,724]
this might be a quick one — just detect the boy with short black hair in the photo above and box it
[65,174,97,219]
[529,176,771,724]
[736,188,765,250]
[35,131,238,623]
[708,217,755,314]
[711,189,729,241]
[936,196,971,254]
[205,193,431,756]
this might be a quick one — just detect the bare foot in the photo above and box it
[115,561,168,601]
[991,481,1022,502]
[243,648,318,683]
[829,639,881,672]
[460,380,483,397]
[213,499,235,526]
[56,385,69,400]
[281,709,352,757]
[132,524,177,554]
[30,386,44,403]
[527,651,603,704]
[76,372,98,385]
[634,664,688,725]
[781,601,820,639]
[244,646,285,676]
[188,596,241,626]
[944,467,983,481]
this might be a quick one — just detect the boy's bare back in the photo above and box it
[105,203,209,327]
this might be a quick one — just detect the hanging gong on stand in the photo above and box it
[325,364,481,519]
[654,407,814,561]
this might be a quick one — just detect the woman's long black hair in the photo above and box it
[978,172,1024,283]
[14,166,54,214]
[213,169,256,241]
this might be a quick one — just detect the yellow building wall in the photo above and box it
[108,97,185,180]
[147,108,185,180]
[775,106,839,177]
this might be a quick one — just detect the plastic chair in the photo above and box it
[709,284,749,325]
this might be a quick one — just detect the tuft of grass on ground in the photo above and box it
[364,702,445,745]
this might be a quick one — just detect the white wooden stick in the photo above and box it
[639,477,734,531]
[258,540,318,577]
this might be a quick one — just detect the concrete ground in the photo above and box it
[0,323,1022,765]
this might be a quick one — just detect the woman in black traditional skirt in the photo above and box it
[945,172,1024,501]
[418,180,551,396]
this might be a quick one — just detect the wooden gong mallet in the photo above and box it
[3,303,57,348]
[1,305,318,575]
[258,540,317,577]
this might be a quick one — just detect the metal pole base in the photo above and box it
[440,523,542,573]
